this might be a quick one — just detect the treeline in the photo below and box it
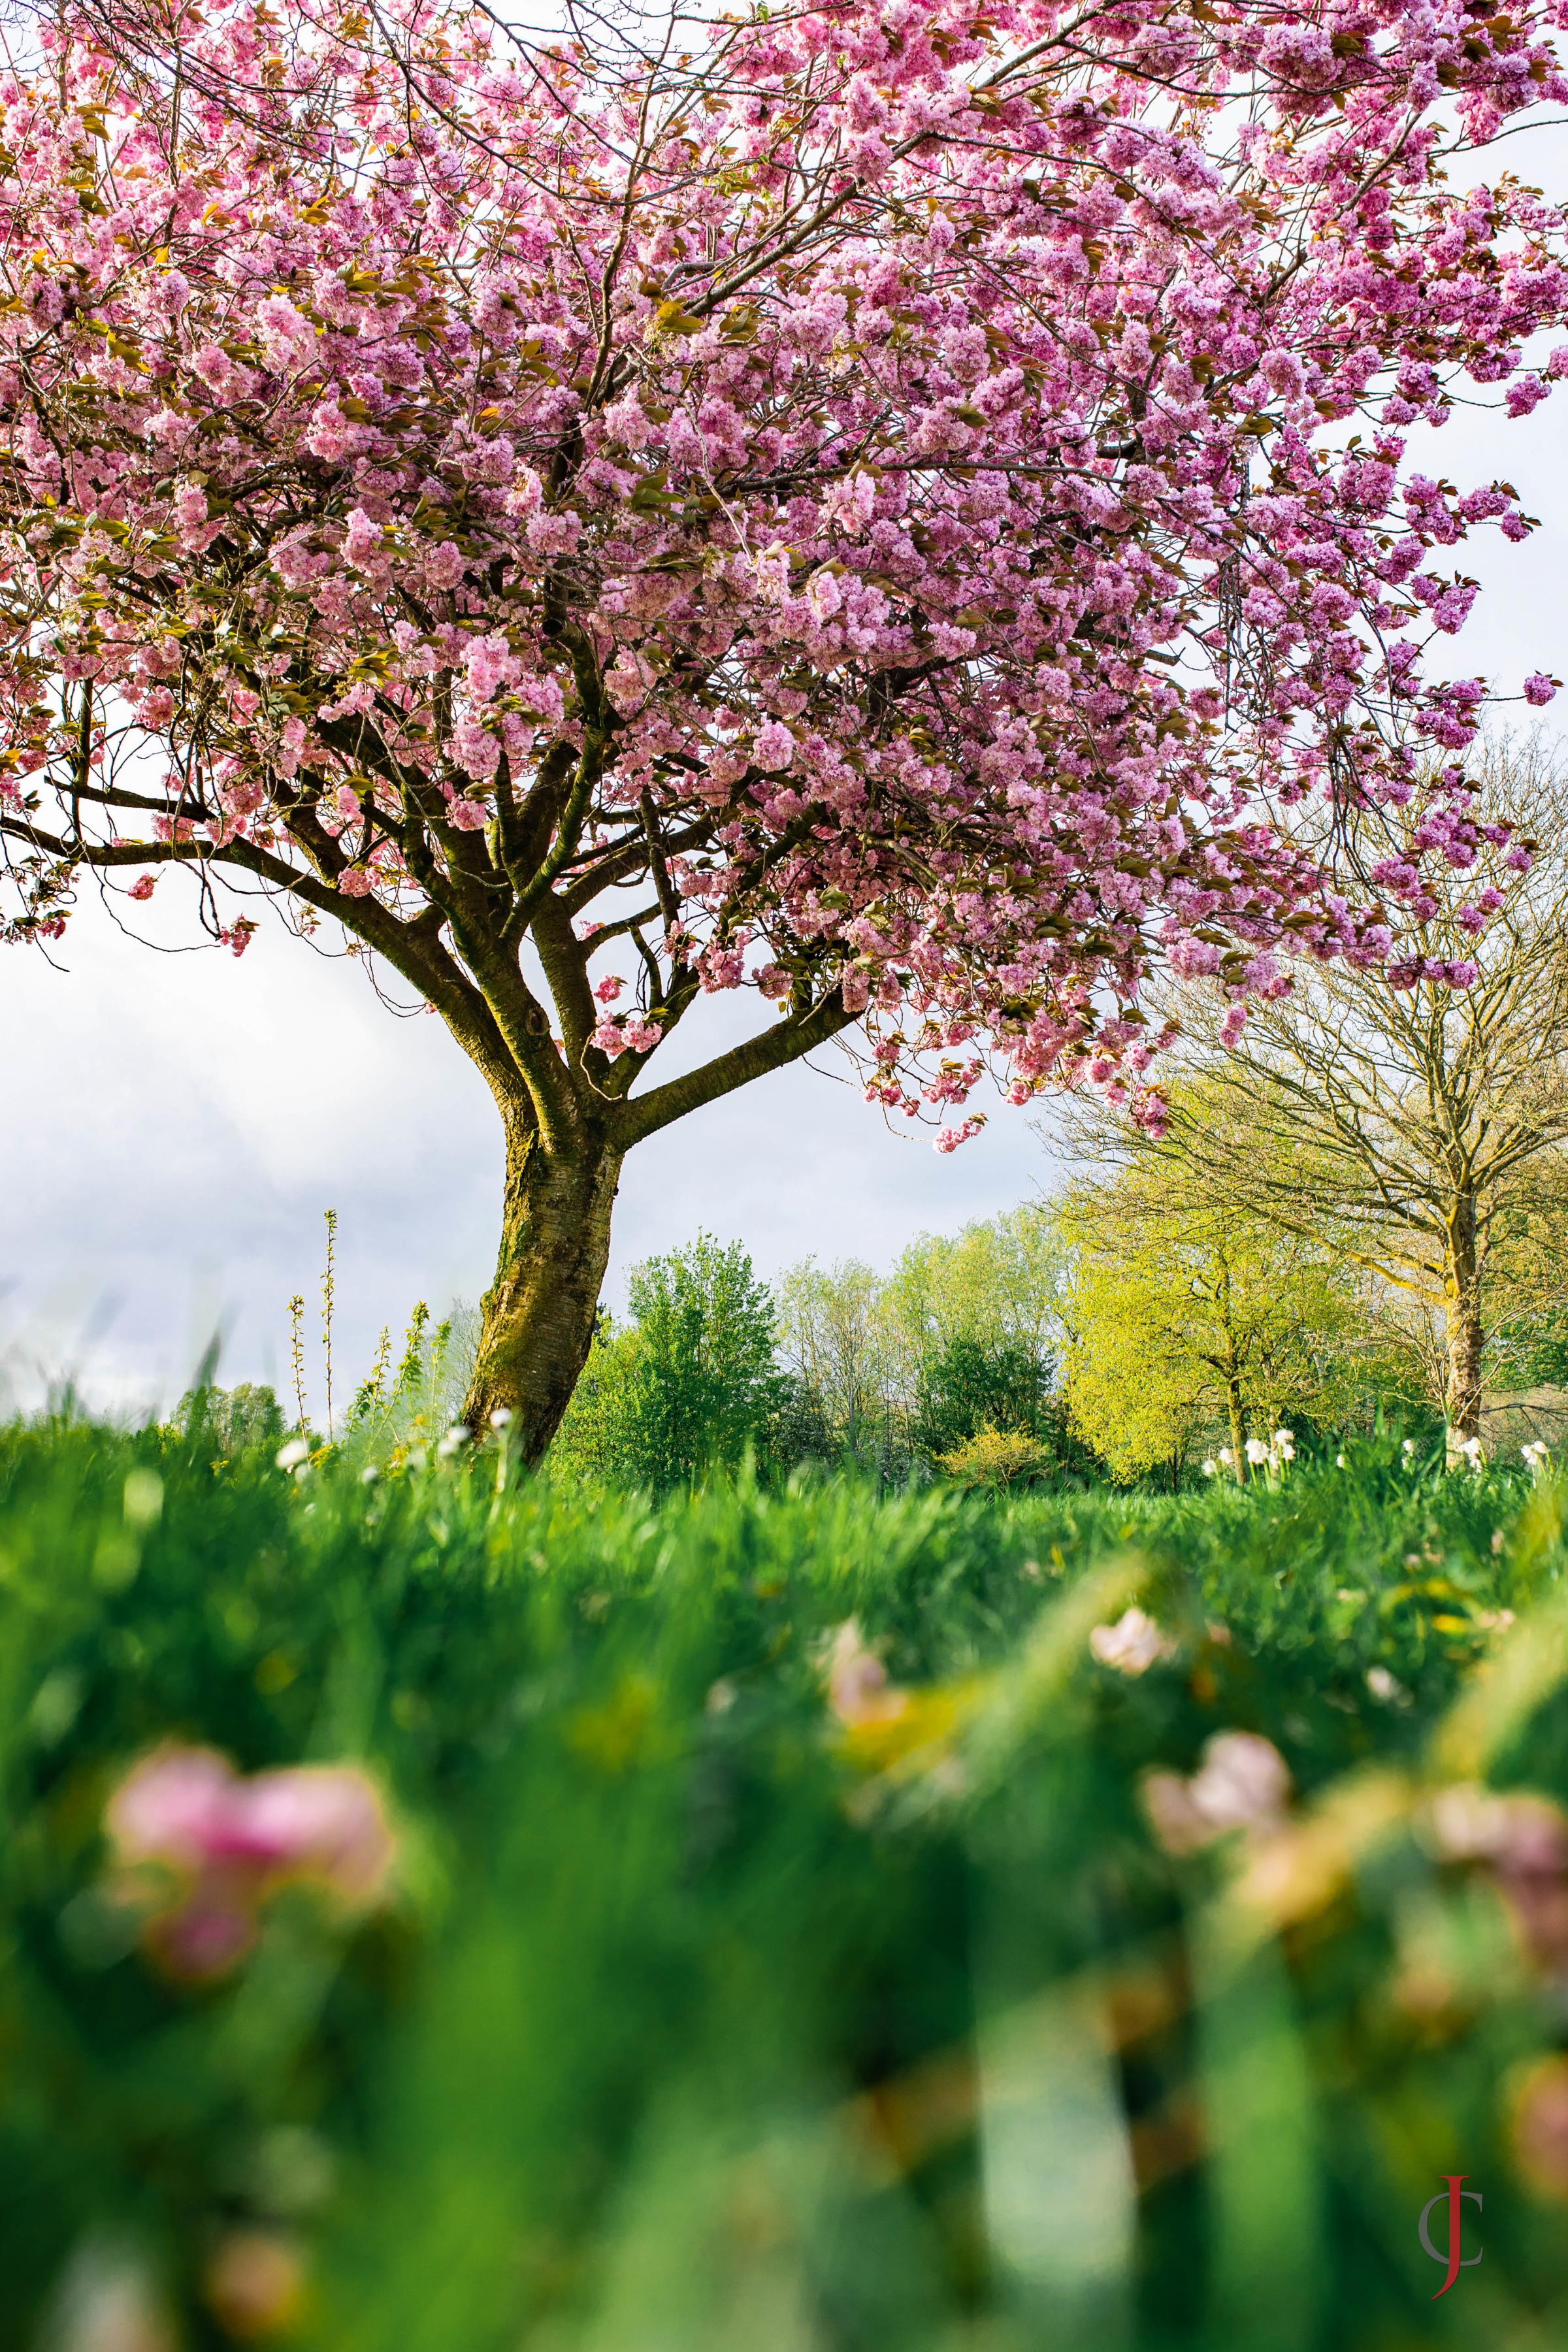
[553,1162,1568,1495]
[551,1218,1092,1492]
[176,1167,1564,1493]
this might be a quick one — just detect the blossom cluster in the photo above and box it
[104,1743,397,1978]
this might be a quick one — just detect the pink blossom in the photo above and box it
[934,1115,984,1152]
[1524,673,1559,707]
[1089,1607,1177,1676]
[448,718,500,785]
[1424,1784,1568,1978]
[105,1744,397,1979]
[342,508,384,571]
[255,293,314,370]
[465,632,521,705]
[304,400,358,462]
[823,1620,901,1727]
[4,0,1567,1354]
[1424,1786,1568,1875]
[591,1012,661,1058]
[1142,1731,1292,1856]
[1511,2057,1568,2197]
[1506,375,1550,418]
[525,512,581,556]
[423,541,466,589]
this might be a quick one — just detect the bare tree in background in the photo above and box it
[1049,740,1568,1455]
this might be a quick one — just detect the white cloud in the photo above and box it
[1,870,1051,1411]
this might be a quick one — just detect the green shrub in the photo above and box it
[936,1420,1052,1488]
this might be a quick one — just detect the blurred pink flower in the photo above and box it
[823,1620,904,1728]
[105,1745,397,1980]
[1511,2055,1568,2198]
[1142,1731,1292,1855]
[1088,1607,1177,1676]
[203,2230,306,2338]
[45,2238,175,2352]
[1424,1784,1568,1976]
[1424,1784,1568,1874]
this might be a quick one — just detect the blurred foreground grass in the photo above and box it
[5,1418,1568,2348]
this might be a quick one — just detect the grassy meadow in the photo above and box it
[4,1416,1568,2348]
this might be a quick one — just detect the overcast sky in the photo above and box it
[7,167,1568,1417]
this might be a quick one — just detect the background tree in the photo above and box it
[911,1334,1053,1463]
[553,1235,781,1492]
[172,1380,284,1460]
[1122,743,1568,1452]
[1058,1167,1362,1484]
[881,1206,1068,1383]
[776,1207,1072,1475]
[774,1256,903,1475]
[4,0,1566,1456]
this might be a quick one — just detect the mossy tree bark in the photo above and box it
[1443,1193,1484,1454]
[452,977,857,1464]
[464,1103,623,1458]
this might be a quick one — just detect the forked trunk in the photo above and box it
[464,1104,622,1462]
[1443,1194,1484,1461]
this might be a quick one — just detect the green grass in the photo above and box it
[3,1420,1568,2349]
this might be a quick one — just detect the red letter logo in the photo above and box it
[1418,2176,1483,2298]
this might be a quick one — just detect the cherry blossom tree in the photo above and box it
[2,0,1566,1454]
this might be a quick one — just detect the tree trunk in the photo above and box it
[464,1103,623,1462]
[1443,1193,1484,1459]
[1214,1246,1249,1484]
[1226,1379,1249,1486]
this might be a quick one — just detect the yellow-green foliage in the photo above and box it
[881,1203,1069,1372]
[1060,1168,1362,1482]
[937,1423,1051,1488]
